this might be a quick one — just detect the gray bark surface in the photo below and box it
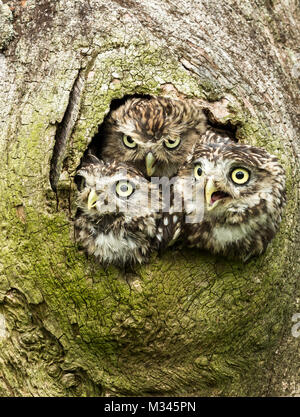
[0,0,299,396]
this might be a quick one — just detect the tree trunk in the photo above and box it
[0,0,299,397]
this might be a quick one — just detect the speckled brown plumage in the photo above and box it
[177,140,286,260]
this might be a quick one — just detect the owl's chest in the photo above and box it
[186,219,252,250]
[94,231,139,252]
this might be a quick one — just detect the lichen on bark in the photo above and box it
[0,2,13,51]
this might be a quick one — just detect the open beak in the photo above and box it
[205,178,229,211]
[87,189,98,210]
[145,152,156,177]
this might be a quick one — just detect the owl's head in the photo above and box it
[75,154,159,221]
[178,142,286,258]
[74,154,160,265]
[100,96,206,178]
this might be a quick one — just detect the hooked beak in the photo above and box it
[87,189,98,210]
[145,152,156,177]
[205,178,230,211]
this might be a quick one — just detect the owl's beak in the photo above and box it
[145,152,156,176]
[205,178,230,211]
[87,189,98,210]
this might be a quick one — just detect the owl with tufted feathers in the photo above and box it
[174,136,286,260]
[74,154,163,266]
[75,99,286,263]
[97,96,207,178]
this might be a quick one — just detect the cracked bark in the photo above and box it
[0,0,299,397]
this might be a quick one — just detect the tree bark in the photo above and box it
[0,0,299,396]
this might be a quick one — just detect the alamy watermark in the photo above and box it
[86,169,206,224]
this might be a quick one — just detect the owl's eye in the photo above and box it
[164,137,181,149]
[230,168,250,185]
[193,164,203,179]
[123,134,137,149]
[115,180,135,198]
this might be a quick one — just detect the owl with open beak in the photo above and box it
[177,140,286,260]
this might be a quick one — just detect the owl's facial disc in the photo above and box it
[205,178,230,211]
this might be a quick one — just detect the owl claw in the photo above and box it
[87,189,98,210]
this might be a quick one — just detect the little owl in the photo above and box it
[175,139,286,260]
[97,96,207,178]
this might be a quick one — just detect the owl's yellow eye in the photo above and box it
[193,164,203,179]
[115,180,135,198]
[230,168,250,185]
[123,134,137,149]
[164,137,181,149]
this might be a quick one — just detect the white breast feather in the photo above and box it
[213,214,268,248]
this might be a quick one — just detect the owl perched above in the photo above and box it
[74,154,161,266]
[98,96,207,178]
[177,141,286,260]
